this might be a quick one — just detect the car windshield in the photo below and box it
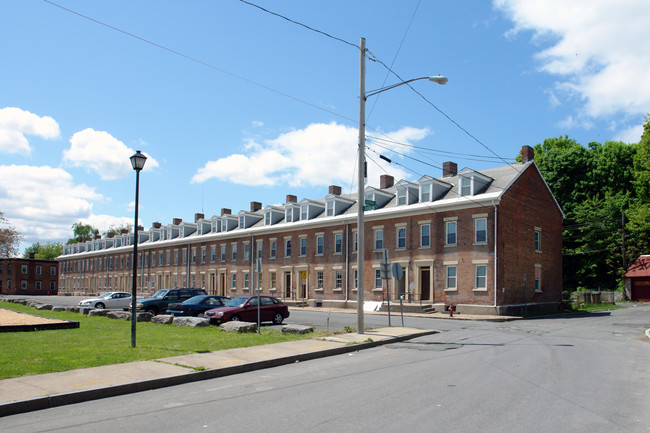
[183,296,205,304]
[98,293,113,299]
[152,290,169,299]
[226,297,249,308]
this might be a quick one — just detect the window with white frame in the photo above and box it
[374,229,383,250]
[265,212,271,225]
[335,270,342,289]
[316,235,324,255]
[270,271,276,289]
[244,243,250,260]
[35,280,41,291]
[353,231,358,252]
[300,206,308,221]
[334,233,343,254]
[21,280,27,290]
[270,240,277,258]
[50,266,57,276]
[221,245,226,261]
[257,242,263,259]
[300,237,307,256]
[175,250,180,265]
[326,201,334,217]
[420,183,431,202]
[397,226,406,249]
[285,208,293,223]
[374,269,382,289]
[475,218,487,243]
[420,224,431,247]
[317,271,324,289]
[21,265,27,274]
[285,239,292,257]
[475,265,487,289]
[446,266,457,289]
[535,266,541,291]
[460,177,471,196]
[201,247,206,263]
[231,273,237,289]
[211,246,216,262]
[244,272,249,288]
[535,229,541,252]
[397,188,407,206]
[232,244,237,261]
[36,265,42,275]
[446,221,457,246]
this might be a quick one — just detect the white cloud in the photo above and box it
[615,124,644,144]
[191,122,428,188]
[62,128,159,180]
[0,107,60,154]
[494,0,650,120]
[0,165,103,244]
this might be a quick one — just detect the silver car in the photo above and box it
[78,292,132,310]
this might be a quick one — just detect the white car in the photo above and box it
[78,292,133,310]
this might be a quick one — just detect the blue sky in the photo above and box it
[1,0,648,254]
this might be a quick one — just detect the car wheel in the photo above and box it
[95,302,105,309]
[272,313,284,325]
[230,315,241,322]
[146,307,158,315]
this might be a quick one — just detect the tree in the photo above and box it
[0,212,22,258]
[103,224,132,237]
[633,115,650,202]
[67,222,99,245]
[23,241,63,260]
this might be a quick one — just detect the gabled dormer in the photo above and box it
[364,186,394,209]
[299,199,325,221]
[180,222,197,238]
[197,219,212,235]
[121,234,134,247]
[210,216,222,233]
[395,180,419,206]
[458,169,493,196]
[418,175,452,202]
[137,231,149,244]
[238,211,263,229]
[285,202,300,223]
[325,195,355,217]
[264,206,284,226]
[221,215,238,232]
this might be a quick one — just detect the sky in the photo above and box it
[1,0,649,255]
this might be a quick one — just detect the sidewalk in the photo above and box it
[0,326,436,417]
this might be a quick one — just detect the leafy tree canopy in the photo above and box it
[67,222,99,245]
[23,241,63,260]
[0,212,22,258]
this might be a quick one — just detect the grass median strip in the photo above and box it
[0,302,314,380]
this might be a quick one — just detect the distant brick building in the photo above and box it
[623,255,650,302]
[0,254,59,295]
[58,146,564,315]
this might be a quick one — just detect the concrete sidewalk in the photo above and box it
[0,327,436,417]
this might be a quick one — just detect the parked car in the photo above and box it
[166,295,231,317]
[136,288,207,315]
[78,292,132,310]
[202,296,290,325]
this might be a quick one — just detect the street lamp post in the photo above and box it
[357,37,446,334]
[130,150,147,348]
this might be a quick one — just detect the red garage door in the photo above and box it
[631,278,650,302]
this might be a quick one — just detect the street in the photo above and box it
[0,301,648,432]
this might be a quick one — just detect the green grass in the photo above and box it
[567,303,625,313]
[0,302,314,379]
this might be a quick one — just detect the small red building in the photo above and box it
[0,254,59,295]
[623,255,650,302]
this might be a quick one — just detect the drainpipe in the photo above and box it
[187,243,191,287]
[345,223,349,302]
[493,203,498,309]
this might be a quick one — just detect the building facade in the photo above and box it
[0,254,59,295]
[57,146,564,315]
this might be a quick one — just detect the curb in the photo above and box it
[0,329,436,417]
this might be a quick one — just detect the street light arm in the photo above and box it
[365,75,447,99]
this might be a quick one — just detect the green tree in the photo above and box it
[67,222,99,244]
[633,115,650,202]
[23,241,63,260]
[0,212,22,258]
[103,224,132,237]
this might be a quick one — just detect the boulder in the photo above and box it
[79,307,93,315]
[151,314,174,325]
[107,311,131,320]
[52,306,66,312]
[136,312,153,322]
[67,306,80,313]
[35,304,53,310]
[282,324,314,334]
[173,317,210,327]
[88,309,109,316]
[220,321,257,333]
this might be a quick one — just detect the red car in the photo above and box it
[202,296,289,325]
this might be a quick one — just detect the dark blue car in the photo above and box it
[166,295,230,317]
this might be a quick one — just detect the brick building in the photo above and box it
[57,146,564,315]
[0,254,59,295]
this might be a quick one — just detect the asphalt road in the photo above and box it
[1,302,648,433]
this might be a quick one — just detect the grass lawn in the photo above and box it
[0,302,314,380]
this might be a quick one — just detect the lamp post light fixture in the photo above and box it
[357,37,446,334]
[130,150,147,348]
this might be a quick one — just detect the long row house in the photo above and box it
[58,146,563,315]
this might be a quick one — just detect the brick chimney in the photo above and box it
[443,161,457,177]
[221,208,231,216]
[107,232,115,238]
[137,226,144,232]
[380,174,394,189]
[120,228,129,235]
[152,222,161,229]
[250,201,262,212]
[172,218,182,225]
[329,185,342,196]
[194,213,204,223]
[94,234,101,240]
[521,145,534,163]
[29,252,35,259]
[286,194,297,203]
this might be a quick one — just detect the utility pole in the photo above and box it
[357,37,366,334]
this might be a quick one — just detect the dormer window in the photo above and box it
[420,184,431,202]
[300,205,308,221]
[238,215,245,229]
[285,208,293,223]
[460,177,471,196]
[397,188,407,206]
[326,201,334,216]
[458,169,493,197]
[265,212,271,225]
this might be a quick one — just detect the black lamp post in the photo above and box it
[130,150,147,348]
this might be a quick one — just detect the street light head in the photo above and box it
[130,150,147,172]
[428,75,448,85]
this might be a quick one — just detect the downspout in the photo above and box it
[345,223,349,302]
[250,235,255,295]
[186,243,191,287]
[493,203,498,308]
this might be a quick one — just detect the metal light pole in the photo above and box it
[356,36,447,334]
[130,150,147,348]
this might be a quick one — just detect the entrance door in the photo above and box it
[218,273,226,296]
[299,270,307,299]
[420,268,431,301]
[284,272,292,299]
